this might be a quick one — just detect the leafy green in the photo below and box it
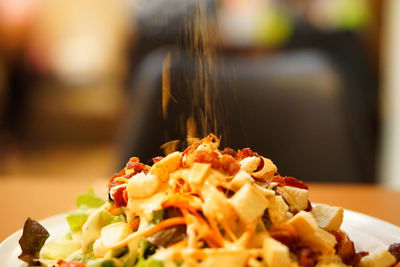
[76,188,105,209]
[110,246,129,258]
[138,239,157,259]
[151,210,164,225]
[66,189,106,232]
[86,258,115,267]
[135,257,163,267]
[40,234,80,260]
[18,218,50,266]
[110,214,125,224]
[66,209,89,232]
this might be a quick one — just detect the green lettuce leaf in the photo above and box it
[135,257,163,267]
[86,258,115,267]
[66,189,105,233]
[40,234,80,260]
[76,188,105,209]
[66,209,89,233]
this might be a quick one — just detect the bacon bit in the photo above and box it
[254,156,264,172]
[131,218,140,230]
[142,217,186,237]
[108,170,126,188]
[329,230,342,244]
[152,156,164,163]
[271,176,308,190]
[241,148,258,158]
[123,190,129,204]
[221,147,237,158]
[389,243,400,261]
[57,260,86,267]
[112,187,127,208]
[220,154,240,176]
[270,224,299,247]
[330,230,368,265]
[296,247,319,267]
[271,225,321,266]
[126,156,139,165]
[194,149,240,175]
[305,201,313,212]
[352,252,369,265]
[126,160,147,174]
[193,150,220,169]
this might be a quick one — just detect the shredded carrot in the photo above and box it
[179,207,221,248]
[208,217,224,247]
[192,210,207,225]
[162,194,200,214]
[131,218,140,230]
[190,249,206,260]
[179,207,191,219]
[170,239,188,248]
[203,236,219,248]
[142,217,186,237]
[163,194,198,208]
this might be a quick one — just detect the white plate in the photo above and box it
[1,210,399,266]
[0,214,69,267]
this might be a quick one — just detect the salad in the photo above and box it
[18,135,400,267]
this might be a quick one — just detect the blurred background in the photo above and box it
[0,0,398,187]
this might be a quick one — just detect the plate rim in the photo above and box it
[2,208,399,247]
[1,209,399,265]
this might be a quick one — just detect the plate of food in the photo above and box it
[1,135,399,267]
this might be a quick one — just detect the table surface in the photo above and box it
[1,176,399,242]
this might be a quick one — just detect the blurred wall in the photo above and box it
[380,0,400,189]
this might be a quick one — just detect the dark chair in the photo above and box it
[119,48,375,183]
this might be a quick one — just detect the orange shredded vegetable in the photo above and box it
[170,239,188,248]
[131,218,140,230]
[142,217,187,237]
[207,216,224,247]
[162,194,200,213]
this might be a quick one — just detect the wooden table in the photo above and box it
[0,176,399,242]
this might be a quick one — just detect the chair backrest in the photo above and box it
[119,48,375,183]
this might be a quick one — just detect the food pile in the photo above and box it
[19,135,400,267]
